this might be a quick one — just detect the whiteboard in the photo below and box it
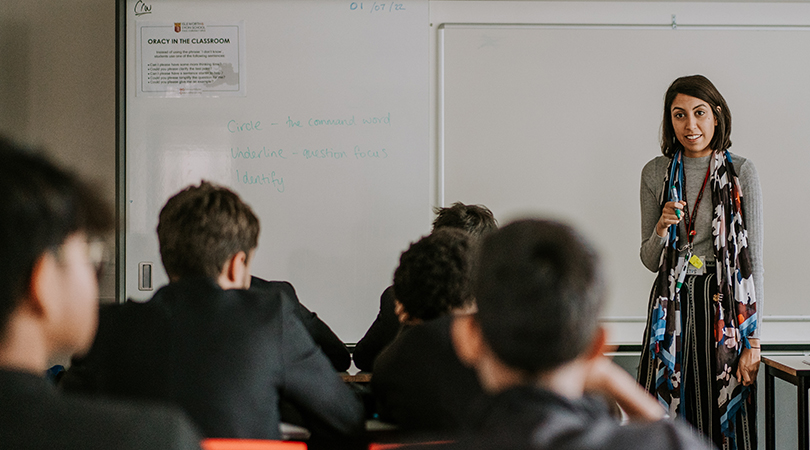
[439,23,810,342]
[123,0,430,342]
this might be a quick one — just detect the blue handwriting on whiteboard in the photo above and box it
[236,169,284,192]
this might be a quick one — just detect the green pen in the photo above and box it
[671,186,681,219]
[675,252,690,293]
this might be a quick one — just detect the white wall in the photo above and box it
[1,0,117,301]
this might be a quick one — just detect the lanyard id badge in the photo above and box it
[686,254,705,276]
[675,253,705,294]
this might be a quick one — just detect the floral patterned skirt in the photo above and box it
[638,271,757,450]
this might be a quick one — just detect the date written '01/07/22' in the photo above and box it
[350,2,406,13]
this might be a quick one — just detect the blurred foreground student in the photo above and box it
[63,181,364,443]
[372,228,484,432]
[0,138,202,450]
[407,219,713,450]
[353,202,497,371]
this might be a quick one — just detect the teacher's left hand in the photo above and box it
[736,340,760,386]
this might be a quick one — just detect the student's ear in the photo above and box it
[394,300,411,324]
[219,251,249,290]
[451,314,484,368]
[584,325,610,362]
[27,253,57,319]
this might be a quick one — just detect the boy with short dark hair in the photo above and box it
[156,182,351,371]
[372,228,484,432]
[390,228,475,325]
[428,219,713,449]
[430,202,497,236]
[157,181,260,284]
[64,181,364,443]
[353,202,497,372]
[0,137,202,450]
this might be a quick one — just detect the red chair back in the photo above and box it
[369,445,404,450]
[201,438,307,450]
[369,441,453,450]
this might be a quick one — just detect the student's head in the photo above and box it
[0,137,112,360]
[393,228,474,323]
[661,74,732,158]
[432,202,497,238]
[455,219,604,386]
[157,181,259,287]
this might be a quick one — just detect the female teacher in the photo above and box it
[637,75,763,450]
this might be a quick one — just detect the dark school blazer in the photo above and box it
[353,285,400,372]
[372,315,486,432]
[249,276,352,372]
[0,368,202,450]
[62,277,365,441]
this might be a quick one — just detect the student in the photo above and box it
[0,138,202,450]
[62,181,365,442]
[372,228,485,432]
[249,276,351,371]
[408,219,713,449]
[353,202,497,372]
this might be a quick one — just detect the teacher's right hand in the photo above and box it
[655,201,684,237]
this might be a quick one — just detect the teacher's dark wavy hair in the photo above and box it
[660,74,732,158]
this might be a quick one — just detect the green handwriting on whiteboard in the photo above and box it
[231,147,287,160]
[291,113,391,128]
[228,120,262,132]
[235,169,284,193]
[230,146,388,161]
[225,114,391,132]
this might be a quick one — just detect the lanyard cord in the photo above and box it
[682,162,712,245]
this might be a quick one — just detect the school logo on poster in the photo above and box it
[174,22,207,33]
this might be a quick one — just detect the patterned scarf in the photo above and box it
[648,149,758,444]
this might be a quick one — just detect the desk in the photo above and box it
[341,372,372,383]
[762,356,810,450]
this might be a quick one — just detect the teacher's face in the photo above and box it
[670,93,717,158]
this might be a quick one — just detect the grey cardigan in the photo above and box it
[640,152,763,338]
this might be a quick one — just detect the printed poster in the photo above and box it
[136,21,246,97]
